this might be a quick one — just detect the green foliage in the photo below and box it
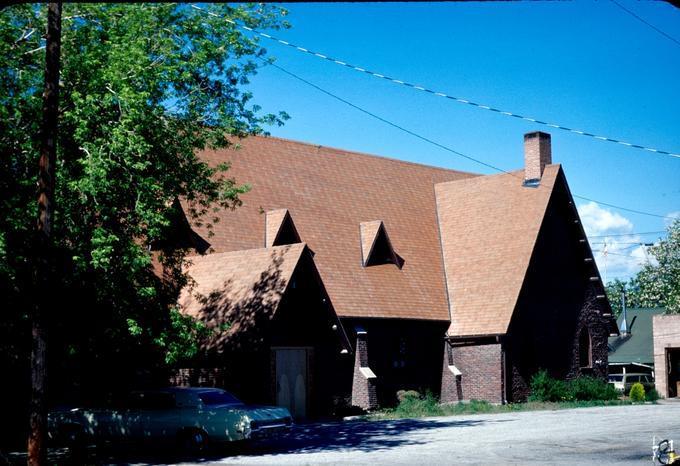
[605,220,680,315]
[629,382,645,402]
[529,370,618,402]
[571,375,619,401]
[0,3,288,386]
[646,387,660,402]
[528,370,574,402]
[375,395,633,420]
[393,391,441,418]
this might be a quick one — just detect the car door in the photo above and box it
[137,391,182,442]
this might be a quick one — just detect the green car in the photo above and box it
[48,387,293,453]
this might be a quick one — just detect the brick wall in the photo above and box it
[443,342,503,404]
[351,332,378,410]
[653,315,680,398]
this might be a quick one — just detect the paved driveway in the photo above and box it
[186,402,680,465]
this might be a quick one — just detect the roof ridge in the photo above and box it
[434,164,563,189]
[234,134,482,177]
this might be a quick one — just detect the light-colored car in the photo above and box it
[608,373,655,394]
[48,387,292,453]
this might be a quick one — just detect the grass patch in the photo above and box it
[369,395,647,421]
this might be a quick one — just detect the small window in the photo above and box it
[579,328,592,368]
[360,220,403,268]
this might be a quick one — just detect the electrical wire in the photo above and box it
[264,60,676,221]
[610,0,680,48]
[588,231,667,238]
[190,3,680,160]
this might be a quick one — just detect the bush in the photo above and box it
[393,390,442,417]
[646,388,660,402]
[396,390,421,403]
[570,376,619,401]
[528,370,573,402]
[629,383,646,402]
[529,370,619,402]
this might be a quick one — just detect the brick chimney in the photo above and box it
[523,131,552,186]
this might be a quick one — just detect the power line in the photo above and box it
[264,60,675,221]
[588,231,666,238]
[190,4,680,160]
[267,62,509,175]
[610,0,680,48]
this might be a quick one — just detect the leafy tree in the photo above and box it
[604,220,680,315]
[633,219,680,313]
[0,2,288,422]
[605,278,628,318]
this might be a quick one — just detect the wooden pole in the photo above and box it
[28,3,61,465]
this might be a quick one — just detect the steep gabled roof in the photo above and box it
[265,209,301,247]
[360,220,401,267]
[435,165,560,337]
[195,135,477,321]
[179,244,305,349]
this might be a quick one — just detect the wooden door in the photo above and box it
[275,348,308,418]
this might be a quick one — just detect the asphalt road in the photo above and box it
[186,402,680,466]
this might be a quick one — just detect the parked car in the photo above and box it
[48,387,293,453]
[608,373,655,394]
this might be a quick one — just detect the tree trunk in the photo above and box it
[28,3,62,465]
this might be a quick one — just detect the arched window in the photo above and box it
[579,327,592,368]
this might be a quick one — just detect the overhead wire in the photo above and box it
[263,59,675,221]
[610,0,680,48]
[190,3,680,160]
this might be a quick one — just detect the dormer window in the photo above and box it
[265,209,301,247]
[360,220,403,268]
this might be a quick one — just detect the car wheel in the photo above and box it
[180,428,209,455]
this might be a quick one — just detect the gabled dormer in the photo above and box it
[360,220,403,268]
[265,209,301,247]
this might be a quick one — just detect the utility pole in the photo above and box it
[29,3,62,465]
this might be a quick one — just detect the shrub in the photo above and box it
[393,390,442,417]
[528,370,573,402]
[529,370,619,402]
[646,388,660,402]
[629,383,646,402]
[396,390,421,403]
[570,376,619,401]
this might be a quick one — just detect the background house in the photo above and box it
[608,308,663,377]
[173,131,617,415]
[653,314,680,398]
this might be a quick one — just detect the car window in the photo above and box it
[198,390,244,406]
[608,375,623,382]
[627,375,640,383]
[128,391,176,410]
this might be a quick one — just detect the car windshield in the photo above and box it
[198,390,244,406]
[608,375,623,382]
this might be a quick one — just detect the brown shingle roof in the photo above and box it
[435,165,560,337]
[195,135,477,321]
[179,243,305,350]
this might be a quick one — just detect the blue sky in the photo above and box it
[241,1,680,282]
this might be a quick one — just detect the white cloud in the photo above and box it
[577,201,652,282]
[665,211,680,228]
[578,201,633,237]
